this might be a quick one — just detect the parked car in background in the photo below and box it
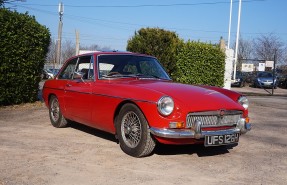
[253,71,278,88]
[42,51,251,157]
[278,74,287,88]
[42,68,60,79]
[50,68,60,78]
[41,69,48,79]
[231,71,245,87]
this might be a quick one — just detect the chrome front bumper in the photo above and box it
[150,118,251,139]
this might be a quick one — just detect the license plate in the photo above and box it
[204,133,240,146]
[263,82,272,85]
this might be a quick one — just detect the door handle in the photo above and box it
[66,84,72,87]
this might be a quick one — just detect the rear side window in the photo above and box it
[58,58,78,79]
[75,56,94,80]
[58,55,94,80]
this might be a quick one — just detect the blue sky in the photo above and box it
[9,0,287,51]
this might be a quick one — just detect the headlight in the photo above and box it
[238,96,249,109]
[157,96,174,116]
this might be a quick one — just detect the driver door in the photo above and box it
[60,55,94,124]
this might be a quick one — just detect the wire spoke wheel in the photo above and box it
[50,98,60,123]
[116,103,156,157]
[48,95,68,128]
[121,111,142,148]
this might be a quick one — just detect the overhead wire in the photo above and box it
[9,0,285,47]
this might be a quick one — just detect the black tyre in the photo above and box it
[116,103,156,157]
[49,95,68,128]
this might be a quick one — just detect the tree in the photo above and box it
[0,9,50,105]
[46,39,56,63]
[1,0,24,8]
[127,27,183,79]
[253,33,284,64]
[233,37,254,70]
[80,44,110,51]
[61,39,75,63]
[46,40,112,65]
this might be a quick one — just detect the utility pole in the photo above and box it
[227,0,233,49]
[75,30,80,55]
[233,0,242,81]
[56,2,64,65]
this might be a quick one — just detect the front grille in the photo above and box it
[186,110,242,128]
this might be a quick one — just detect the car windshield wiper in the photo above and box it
[102,73,167,80]
[132,74,162,79]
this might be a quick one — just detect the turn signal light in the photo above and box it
[169,122,184,129]
[245,117,250,123]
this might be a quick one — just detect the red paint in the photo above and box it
[43,51,248,145]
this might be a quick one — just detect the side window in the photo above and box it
[75,55,94,80]
[58,58,78,79]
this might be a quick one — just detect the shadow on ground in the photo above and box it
[68,121,237,157]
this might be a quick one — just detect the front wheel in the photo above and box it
[116,103,155,157]
[49,95,68,128]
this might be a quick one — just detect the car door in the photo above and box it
[62,55,94,124]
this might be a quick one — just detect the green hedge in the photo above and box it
[127,28,183,78]
[0,9,50,105]
[174,41,225,87]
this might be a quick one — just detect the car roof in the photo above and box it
[76,51,153,58]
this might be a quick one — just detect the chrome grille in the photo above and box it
[186,110,242,128]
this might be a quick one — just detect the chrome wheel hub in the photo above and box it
[121,111,141,148]
[50,98,60,122]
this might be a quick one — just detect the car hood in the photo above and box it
[129,80,243,111]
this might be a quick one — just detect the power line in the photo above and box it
[14,0,266,8]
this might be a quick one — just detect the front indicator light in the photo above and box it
[169,122,184,129]
[245,117,250,123]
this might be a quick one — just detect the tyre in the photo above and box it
[49,95,68,128]
[116,103,156,157]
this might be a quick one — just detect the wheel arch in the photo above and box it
[113,100,150,135]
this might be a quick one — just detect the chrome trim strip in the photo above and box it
[188,110,243,116]
[149,127,241,139]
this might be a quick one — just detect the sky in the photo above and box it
[7,0,287,51]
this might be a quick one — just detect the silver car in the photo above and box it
[253,71,277,88]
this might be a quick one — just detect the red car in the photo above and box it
[42,51,251,157]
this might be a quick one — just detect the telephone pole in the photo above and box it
[56,2,64,65]
[75,30,80,55]
[233,0,242,81]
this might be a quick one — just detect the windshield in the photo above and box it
[258,72,273,78]
[97,54,171,80]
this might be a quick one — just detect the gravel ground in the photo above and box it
[0,96,286,185]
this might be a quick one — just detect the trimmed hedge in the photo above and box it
[174,41,225,87]
[127,27,183,79]
[0,9,50,105]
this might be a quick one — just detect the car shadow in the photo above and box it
[67,121,237,157]
[154,143,237,157]
[69,121,117,143]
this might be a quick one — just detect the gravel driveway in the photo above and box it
[0,96,286,185]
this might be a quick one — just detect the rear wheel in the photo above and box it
[116,103,155,157]
[49,95,68,128]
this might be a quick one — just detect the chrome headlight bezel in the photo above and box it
[157,96,174,116]
[238,96,249,110]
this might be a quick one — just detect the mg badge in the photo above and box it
[219,109,225,118]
